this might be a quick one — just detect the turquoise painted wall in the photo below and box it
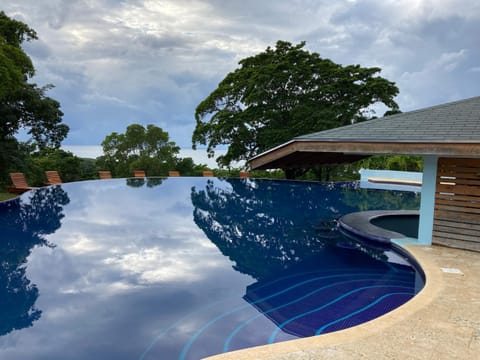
[417,156,438,245]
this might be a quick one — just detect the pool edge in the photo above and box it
[203,244,443,360]
[338,210,420,243]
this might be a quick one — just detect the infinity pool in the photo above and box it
[0,178,423,359]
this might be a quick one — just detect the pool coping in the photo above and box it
[338,210,420,243]
[205,244,477,359]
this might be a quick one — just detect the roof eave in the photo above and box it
[249,140,480,170]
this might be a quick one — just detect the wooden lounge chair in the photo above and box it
[202,171,214,177]
[168,171,180,177]
[45,171,63,185]
[6,172,36,194]
[134,170,146,178]
[98,171,112,179]
[239,171,250,178]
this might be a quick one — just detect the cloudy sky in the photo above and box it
[4,0,480,152]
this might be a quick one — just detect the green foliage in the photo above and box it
[8,84,68,148]
[79,158,98,180]
[0,12,67,147]
[193,40,399,168]
[297,164,361,182]
[26,148,84,186]
[97,124,183,177]
[249,169,285,179]
[0,11,36,100]
[0,11,68,182]
[175,157,196,175]
[211,168,286,179]
[288,155,423,182]
[175,157,212,177]
[0,145,91,188]
[192,155,421,181]
[0,138,34,185]
[359,155,423,172]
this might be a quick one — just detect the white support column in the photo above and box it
[418,155,439,245]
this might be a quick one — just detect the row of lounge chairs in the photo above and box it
[5,170,251,194]
[6,171,66,194]
[6,170,107,194]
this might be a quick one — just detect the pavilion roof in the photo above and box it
[249,96,480,170]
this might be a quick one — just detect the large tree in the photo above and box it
[97,124,182,177]
[193,41,399,168]
[0,11,68,181]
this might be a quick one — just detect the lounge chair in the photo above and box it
[134,170,146,178]
[168,171,180,177]
[45,170,63,185]
[202,171,214,177]
[6,172,36,194]
[98,171,112,179]
[239,171,250,178]
[45,171,63,185]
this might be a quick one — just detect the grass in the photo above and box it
[0,191,17,201]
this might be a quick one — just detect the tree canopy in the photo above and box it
[0,12,36,98]
[0,11,68,183]
[97,124,182,177]
[0,11,68,147]
[192,41,399,168]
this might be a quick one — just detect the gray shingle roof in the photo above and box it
[295,96,480,143]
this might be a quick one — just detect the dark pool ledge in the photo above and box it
[338,210,420,243]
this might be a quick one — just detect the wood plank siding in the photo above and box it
[433,157,480,251]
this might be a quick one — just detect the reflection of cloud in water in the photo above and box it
[103,246,226,284]
[1,178,421,359]
[33,180,233,296]
[0,180,228,358]
[15,179,254,359]
[63,234,105,253]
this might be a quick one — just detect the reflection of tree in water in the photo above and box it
[342,184,420,212]
[0,186,69,336]
[125,177,165,188]
[192,180,348,280]
[191,179,421,281]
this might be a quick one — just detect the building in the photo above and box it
[250,96,480,251]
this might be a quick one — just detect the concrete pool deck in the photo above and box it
[206,245,480,360]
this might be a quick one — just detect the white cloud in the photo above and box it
[435,49,468,72]
[4,0,480,148]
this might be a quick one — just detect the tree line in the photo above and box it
[1,12,422,189]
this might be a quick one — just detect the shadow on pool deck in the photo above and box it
[205,245,480,360]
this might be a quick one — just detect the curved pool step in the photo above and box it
[338,210,420,243]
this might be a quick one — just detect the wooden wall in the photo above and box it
[433,157,480,251]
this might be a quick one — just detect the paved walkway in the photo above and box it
[206,245,480,360]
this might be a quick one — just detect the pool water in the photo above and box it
[370,214,420,238]
[0,178,423,360]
